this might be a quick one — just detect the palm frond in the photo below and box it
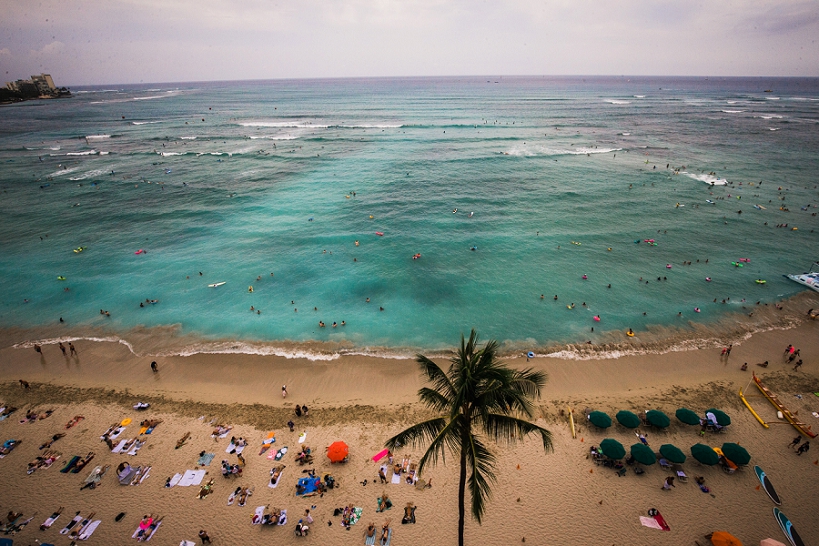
[418,387,452,413]
[464,433,496,523]
[416,354,455,400]
[385,417,448,453]
[479,413,553,451]
[416,416,464,475]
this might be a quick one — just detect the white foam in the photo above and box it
[619,132,631,136]
[66,150,98,156]
[757,114,783,119]
[633,95,646,98]
[131,121,164,125]
[684,172,727,186]
[506,146,622,157]
[248,135,299,140]
[69,168,109,181]
[769,128,779,131]
[159,151,185,156]
[605,100,631,105]
[49,146,60,150]
[240,121,328,128]
[766,97,780,100]
[180,136,197,140]
[85,135,111,140]
[721,109,744,113]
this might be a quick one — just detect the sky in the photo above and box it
[2,0,819,86]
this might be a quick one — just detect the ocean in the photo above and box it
[1,76,818,359]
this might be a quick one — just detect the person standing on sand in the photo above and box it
[661,476,675,490]
[789,436,802,449]
[282,385,287,398]
[59,342,67,356]
[151,361,158,373]
[69,342,77,356]
[34,344,42,354]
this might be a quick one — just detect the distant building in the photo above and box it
[2,73,69,103]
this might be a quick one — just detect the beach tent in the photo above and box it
[616,410,641,429]
[709,531,743,546]
[327,441,349,463]
[630,443,656,465]
[705,408,731,426]
[720,443,750,466]
[691,444,720,466]
[599,439,625,460]
[645,410,670,428]
[588,411,612,429]
[659,444,686,464]
[676,408,701,425]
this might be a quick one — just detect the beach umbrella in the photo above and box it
[630,443,656,465]
[676,408,701,425]
[659,444,687,464]
[588,411,612,429]
[691,443,720,466]
[720,443,750,466]
[599,438,625,460]
[705,408,731,426]
[616,410,641,429]
[645,410,670,428]
[326,441,349,463]
[710,531,744,546]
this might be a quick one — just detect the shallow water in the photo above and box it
[1,76,818,357]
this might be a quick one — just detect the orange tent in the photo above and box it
[710,531,743,546]
[327,441,349,463]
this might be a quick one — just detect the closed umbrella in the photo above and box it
[691,443,720,465]
[721,443,750,466]
[659,444,686,464]
[646,410,670,428]
[588,411,612,429]
[326,441,349,463]
[676,408,701,425]
[599,438,625,460]
[630,443,656,465]
[705,408,731,426]
[616,410,641,429]
[709,531,744,546]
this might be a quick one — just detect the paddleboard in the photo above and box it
[208,282,226,288]
[755,466,781,505]
[774,508,805,546]
[274,447,287,461]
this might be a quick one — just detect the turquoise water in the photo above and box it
[1,76,818,356]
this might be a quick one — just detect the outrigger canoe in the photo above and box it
[753,373,816,438]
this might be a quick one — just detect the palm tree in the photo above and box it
[385,329,552,546]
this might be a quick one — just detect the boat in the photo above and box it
[785,261,819,293]
[739,387,768,428]
[753,373,816,438]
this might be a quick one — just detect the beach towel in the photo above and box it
[84,466,106,485]
[211,427,232,439]
[296,476,321,496]
[180,542,196,546]
[78,519,100,540]
[0,538,12,546]
[227,488,238,505]
[298,431,307,444]
[40,511,62,530]
[102,426,126,441]
[178,469,206,487]
[391,471,401,484]
[372,448,389,462]
[60,514,83,534]
[235,443,246,455]
[226,441,236,454]
[168,473,183,488]
[119,465,139,485]
[111,439,129,453]
[380,527,393,546]
[349,507,363,526]
[639,516,663,530]
[127,440,145,456]
[252,506,265,525]
[132,520,161,541]
[278,509,287,526]
[268,466,285,488]
[60,455,81,473]
[366,531,377,546]
[197,452,215,466]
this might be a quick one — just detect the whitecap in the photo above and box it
[66,150,98,156]
[766,97,780,100]
[49,146,60,150]
[131,121,165,125]
[619,132,631,136]
[769,128,779,131]
[605,99,631,105]
[684,172,727,186]
[85,135,111,140]
[159,151,185,156]
[240,121,328,128]
[633,95,645,98]
[721,109,744,113]
[505,146,621,157]
[756,114,783,119]
[248,135,298,140]
[180,136,197,140]
[69,168,109,181]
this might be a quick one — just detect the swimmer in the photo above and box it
[553,295,558,300]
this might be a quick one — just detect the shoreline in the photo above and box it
[5,290,818,363]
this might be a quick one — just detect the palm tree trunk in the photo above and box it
[458,428,468,546]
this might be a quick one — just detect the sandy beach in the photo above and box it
[1,310,818,545]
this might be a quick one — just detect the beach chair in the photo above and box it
[633,466,645,475]
[658,458,672,471]
[616,467,627,477]
[672,464,688,482]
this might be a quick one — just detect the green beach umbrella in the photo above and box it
[588,411,612,429]
[630,443,656,465]
[705,408,731,426]
[645,410,670,428]
[599,438,626,460]
[720,443,750,466]
[659,444,687,464]
[616,410,641,429]
[675,408,701,425]
[691,443,720,466]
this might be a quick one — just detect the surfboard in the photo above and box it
[208,282,226,288]
[774,508,805,546]
[755,466,781,505]
[274,447,287,461]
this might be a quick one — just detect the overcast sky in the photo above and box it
[2,0,818,86]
